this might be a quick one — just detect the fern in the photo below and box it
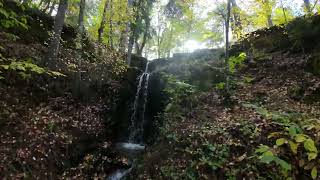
[228,52,247,73]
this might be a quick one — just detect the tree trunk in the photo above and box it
[119,27,128,52]
[98,0,111,45]
[46,0,68,69]
[43,0,52,12]
[280,0,288,23]
[231,0,242,39]
[127,25,136,65]
[267,14,273,27]
[108,0,113,48]
[74,0,85,98]
[304,0,312,13]
[264,0,273,27]
[135,40,140,54]
[137,32,147,56]
[78,0,85,31]
[225,0,231,92]
[48,2,55,15]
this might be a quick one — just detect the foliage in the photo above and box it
[0,0,28,30]
[163,73,195,113]
[0,58,66,80]
[244,104,320,179]
[228,52,246,73]
[257,124,319,179]
[215,82,225,90]
[286,16,320,51]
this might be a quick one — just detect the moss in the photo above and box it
[307,54,320,75]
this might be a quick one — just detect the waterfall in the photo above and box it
[128,62,150,143]
[107,62,150,180]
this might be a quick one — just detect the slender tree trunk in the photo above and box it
[304,0,312,13]
[119,0,131,52]
[135,40,140,54]
[108,0,113,48]
[98,0,111,45]
[157,10,161,59]
[157,34,161,59]
[78,0,85,30]
[137,18,149,56]
[137,32,147,56]
[280,0,288,23]
[231,0,242,39]
[74,0,85,98]
[127,25,136,65]
[43,0,52,12]
[263,0,273,27]
[46,0,68,69]
[48,1,56,15]
[225,0,231,92]
[267,14,273,27]
[119,27,128,52]
[126,0,134,64]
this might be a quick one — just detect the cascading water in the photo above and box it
[108,62,150,180]
[128,62,150,143]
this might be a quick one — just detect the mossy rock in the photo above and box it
[307,54,320,75]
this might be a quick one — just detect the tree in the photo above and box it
[230,0,243,39]
[48,0,57,16]
[98,0,111,46]
[251,0,275,28]
[74,0,86,97]
[46,0,68,69]
[303,0,312,13]
[127,0,154,65]
[225,0,231,92]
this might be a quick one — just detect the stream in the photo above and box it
[107,62,150,180]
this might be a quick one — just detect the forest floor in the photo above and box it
[0,10,129,179]
[136,50,320,179]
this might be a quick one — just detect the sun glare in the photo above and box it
[184,40,207,52]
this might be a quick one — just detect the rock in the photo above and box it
[307,53,320,75]
[131,55,148,71]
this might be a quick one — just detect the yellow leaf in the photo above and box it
[295,134,307,143]
[311,167,317,179]
[289,141,298,154]
[308,152,317,161]
[304,139,318,153]
[276,138,286,146]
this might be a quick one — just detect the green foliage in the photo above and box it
[0,58,66,80]
[272,7,294,25]
[228,52,246,73]
[215,82,225,90]
[286,16,320,51]
[242,75,254,84]
[255,145,292,172]
[0,0,28,30]
[163,74,195,113]
[184,141,230,178]
[245,104,320,179]
[257,125,319,179]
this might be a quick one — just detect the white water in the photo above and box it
[107,168,133,180]
[108,62,150,180]
[128,62,150,143]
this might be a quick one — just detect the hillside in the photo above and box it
[1,0,320,179]
[134,16,320,179]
